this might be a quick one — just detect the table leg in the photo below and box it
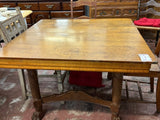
[27,69,43,120]
[111,73,123,120]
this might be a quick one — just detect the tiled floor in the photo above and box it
[0,41,160,120]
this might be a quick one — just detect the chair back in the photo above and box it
[137,0,160,20]
[70,0,97,19]
[0,7,26,44]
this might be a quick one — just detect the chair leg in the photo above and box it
[56,70,63,93]
[155,30,160,47]
[156,76,160,113]
[17,69,27,100]
[107,72,113,80]
[150,77,154,92]
[56,70,65,104]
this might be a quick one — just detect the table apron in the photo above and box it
[0,58,151,73]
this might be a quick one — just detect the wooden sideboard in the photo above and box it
[0,0,84,27]
[89,0,138,20]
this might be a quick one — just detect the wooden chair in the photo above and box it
[69,0,105,89]
[70,0,97,19]
[136,0,160,46]
[0,7,27,99]
[123,40,160,112]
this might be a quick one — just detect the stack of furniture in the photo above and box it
[0,0,141,28]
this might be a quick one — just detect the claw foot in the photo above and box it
[32,112,44,120]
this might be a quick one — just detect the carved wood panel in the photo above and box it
[90,0,138,20]
[92,6,137,18]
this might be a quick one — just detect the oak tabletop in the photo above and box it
[0,18,156,72]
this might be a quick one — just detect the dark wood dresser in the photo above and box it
[0,0,84,27]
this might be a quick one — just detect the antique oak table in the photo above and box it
[0,19,156,120]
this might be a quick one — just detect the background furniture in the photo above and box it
[71,0,97,19]
[0,0,85,27]
[0,7,27,100]
[89,0,138,20]
[0,9,32,41]
[136,0,160,46]
[0,7,32,100]
[0,0,144,27]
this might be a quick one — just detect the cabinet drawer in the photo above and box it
[31,11,50,23]
[0,3,16,7]
[26,17,32,24]
[39,2,60,11]
[18,2,39,10]
[51,11,84,18]
[62,2,83,10]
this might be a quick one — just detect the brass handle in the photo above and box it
[115,10,120,15]
[24,5,32,9]
[129,10,132,13]
[46,5,54,9]
[64,13,70,16]
[3,5,10,7]
[37,14,45,18]
[100,11,106,16]
[134,10,137,14]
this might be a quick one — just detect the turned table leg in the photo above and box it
[111,73,123,120]
[27,69,43,120]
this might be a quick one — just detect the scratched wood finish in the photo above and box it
[0,19,156,73]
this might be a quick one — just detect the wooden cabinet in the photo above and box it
[0,0,85,27]
[90,0,138,20]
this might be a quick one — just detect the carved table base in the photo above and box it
[27,69,123,120]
